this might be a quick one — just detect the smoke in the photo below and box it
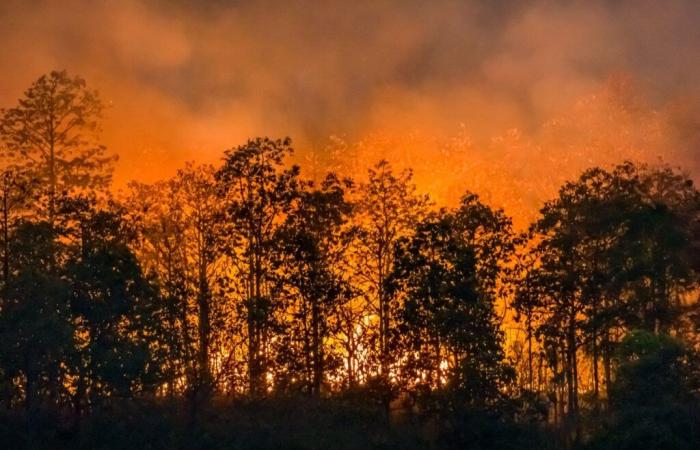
[0,0,699,219]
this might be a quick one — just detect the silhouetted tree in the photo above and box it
[165,164,224,402]
[176,164,222,397]
[215,137,301,396]
[0,70,116,225]
[513,161,700,433]
[353,160,429,387]
[585,331,700,450]
[126,165,230,400]
[65,200,166,416]
[126,179,195,396]
[0,221,72,415]
[275,173,355,396]
[603,163,699,334]
[390,194,515,408]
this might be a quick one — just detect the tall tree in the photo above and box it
[275,173,355,396]
[126,165,228,399]
[353,160,429,383]
[65,200,166,416]
[0,70,116,225]
[390,194,515,407]
[215,137,300,396]
[513,161,700,428]
[169,163,223,398]
[0,221,72,415]
[605,163,699,334]
[126,179,194,396]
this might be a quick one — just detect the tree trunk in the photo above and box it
[527,313,533,390]
[566,315,578,417]
[311,299,322,397]
[48,131,56,227]
[247,246,259,397]
[2,186,8,291]
[603,329,612,402]
[377,247,386,377]
[197,250,211,394]
[592,331,599,401]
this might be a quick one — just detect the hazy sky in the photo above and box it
[1,0,699,190]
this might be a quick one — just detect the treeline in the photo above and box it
[0,71,698,450]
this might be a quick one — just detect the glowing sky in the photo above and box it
[1,0,699,221]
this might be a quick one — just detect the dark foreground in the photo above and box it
[1,398,546,450]
[2,390,699,450]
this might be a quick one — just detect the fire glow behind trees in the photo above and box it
[0,2,699,449]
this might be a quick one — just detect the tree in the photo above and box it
[275,173,355,396]
[353,160,429,383]
[65,200,167,416]
[126,179,195,397]
[172,164,224,398]
[0,70,116,225]
[215,137,301,396]
[604,163,699,334]
[0,221,72,415]
[585,331,700,450]
[0,168,34,291]
[390,194,515,407]
[126,165,230,400]
[513,161,700,429]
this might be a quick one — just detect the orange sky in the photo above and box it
[1,0,699,225]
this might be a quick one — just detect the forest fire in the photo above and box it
[0,1,699,449]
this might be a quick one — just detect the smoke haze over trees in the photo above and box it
[1,1,699,200]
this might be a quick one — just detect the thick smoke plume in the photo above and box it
[0,0,699,223]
